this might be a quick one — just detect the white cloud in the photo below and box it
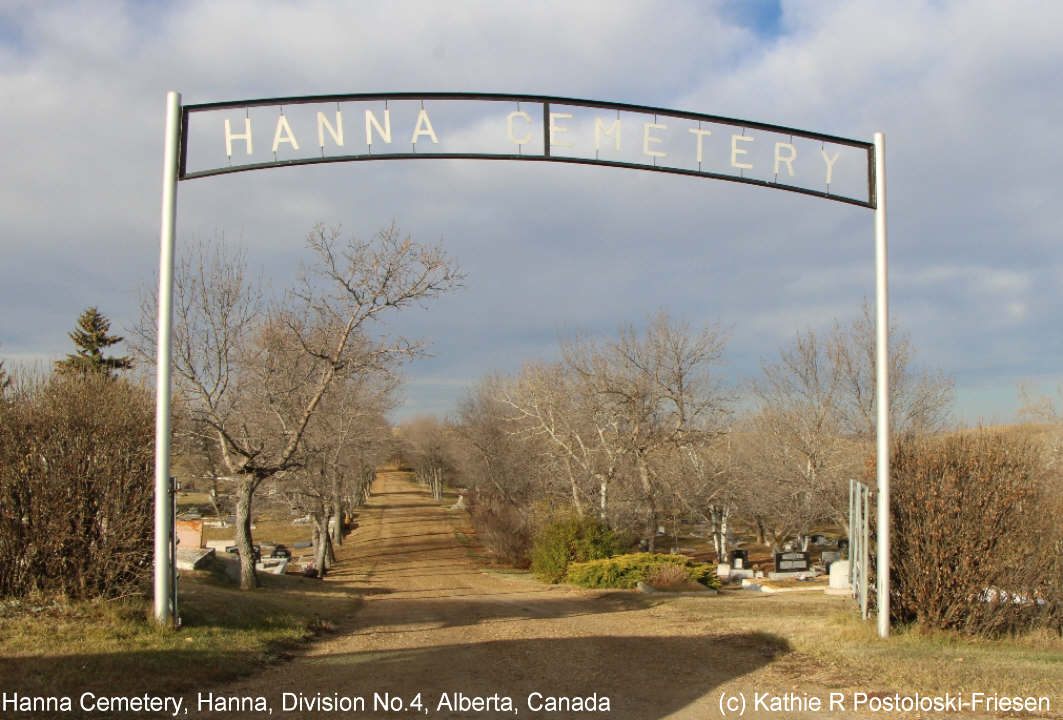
[0,0,1060,425]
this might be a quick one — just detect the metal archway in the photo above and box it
[155,91,890,636]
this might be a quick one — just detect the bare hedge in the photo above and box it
[467,491,533,567]
[0,374,155,599]
[886,431,1062,636]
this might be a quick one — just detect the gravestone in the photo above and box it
[773,551,811,573]
[811,533,828,545]
[728,549,749,569]
[826,560,852,595]
[175,519,204,549]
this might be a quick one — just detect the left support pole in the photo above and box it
[155,91,181,626]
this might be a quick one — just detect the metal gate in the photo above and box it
[849,478,872,619]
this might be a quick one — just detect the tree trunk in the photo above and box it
[432,467,443,501]
[235,476,259,590]
[331,475,344,546]
[208,481,223,520]
[313,510,332,578]
[331,501,344,546]
[709,504,729,561]
[637,456,657,554]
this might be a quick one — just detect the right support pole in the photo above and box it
[873,131,890,639]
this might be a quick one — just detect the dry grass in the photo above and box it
[0,564,361,710]
[657,590,1063,699]
[202,519,315,550]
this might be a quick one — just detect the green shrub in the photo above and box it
[565,553,720,590]
[530,514,620,583]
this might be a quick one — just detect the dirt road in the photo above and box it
[202,473,835,719]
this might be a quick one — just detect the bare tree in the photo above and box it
[746,305,953,550]
[1018,382,1063,474]
[831,300,954,438]
[285,371,396,576]
[399,415,461,501]
[500,361,622,517]
[750,329,852,549]
[561,312,731,551]
[133,224,461,588]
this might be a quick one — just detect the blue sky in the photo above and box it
[1,0,1060,426]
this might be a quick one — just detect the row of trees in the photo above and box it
[129,223,461,588]
[432,306,955,562]
[1,223,459,598]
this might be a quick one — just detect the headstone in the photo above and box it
[176,547,215,571]
[716,562,731,578]
[820,550,842,569]
[175,519,204,549]
[728,549,749,569]
[837,538,850,552]
[811,533,828,545]
[256,558,288,575]
[449,494,467,511]
[773,551,811,573]
[826,560,852,595]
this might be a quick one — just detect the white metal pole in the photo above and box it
[154,91,181,626]
[873,131,890,639]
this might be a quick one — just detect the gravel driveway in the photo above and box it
[202,472,800,719]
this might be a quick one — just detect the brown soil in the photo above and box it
[193,473,877,719]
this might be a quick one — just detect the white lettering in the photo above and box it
[410,109,439,144]
[731,134,753,169]
[689,127,712,163]
[317,111,343,148]
[549,112,573,148]
[365,109,392,145]
[829,692,845,711]
[821,148,840,184]
[224,117,253,156]
[271,115,299,152]
[507,110,532,145]
[774,142,796,177]
[643,122,667,158]
[594,117,621,151]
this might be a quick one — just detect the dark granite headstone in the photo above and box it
[773,551,811,573]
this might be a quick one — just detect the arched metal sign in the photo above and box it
[179,92,874,207]
[155,91,890,636]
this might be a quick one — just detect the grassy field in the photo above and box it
[0,565,360,712]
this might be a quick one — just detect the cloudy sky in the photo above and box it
[1,0,1060,425]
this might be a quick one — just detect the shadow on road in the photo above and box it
[242,631,787,719]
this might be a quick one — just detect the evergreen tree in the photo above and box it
[55,307,133,378]
[0,359,10,395]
